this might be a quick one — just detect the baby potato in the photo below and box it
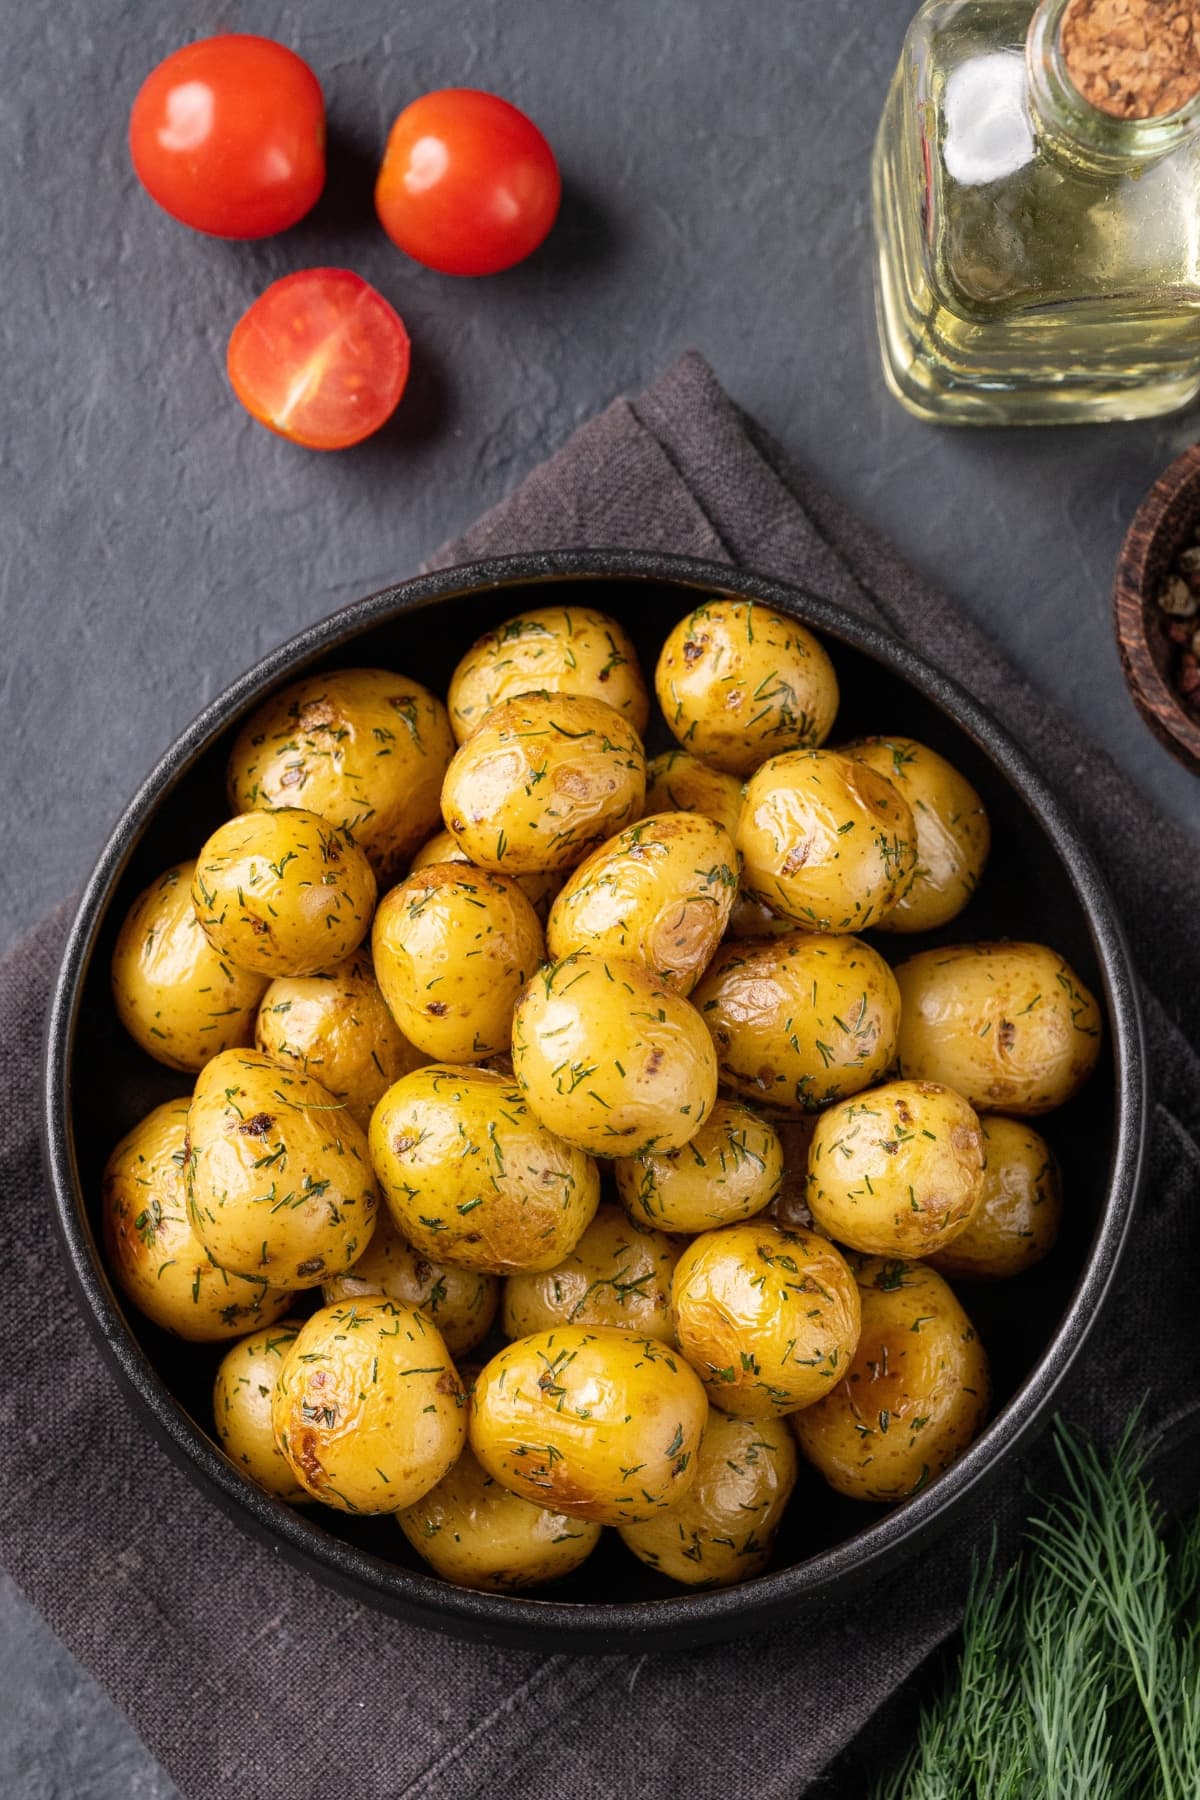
[448,606,649,742]
[792,1258,990,1502]
[226,668,454,882]
[272,1297,466,1513]
[671,1222,861,1418]
[111,861,268,1071]
[397,1444,602,1591]
[369,1065,600,1274]
[371,865,544,1063]
[842,737,990,933]
[615,1098,783,1233]
[470,1326,708,1524]
[322,1207,499,1355]
[103,1097,292,1340]
[512,953,719,1157]
[806,1080,986,1259]
[655,597,839,776]
[929,1116,1063,1281]
[738,749,917,932]
[643,750,744,838]
[192,809,376,979]
[441,692,646,876]
[547,813,738,994]
[212,1320,309,1502]
[186,1048,378,1289]
[895,942,1103,1114]
[693,933,901,1115]
[619,1414,798,1587]
[410,829,562,924]
[501,1202,678,1342]
[254,949,425,1130]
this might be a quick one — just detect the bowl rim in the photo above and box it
[1113,442,1200,775]
[43,547,1147,1650]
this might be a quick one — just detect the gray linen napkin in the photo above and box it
[2,352,1197,1800]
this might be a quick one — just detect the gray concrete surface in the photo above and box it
[3,0,1197,1793]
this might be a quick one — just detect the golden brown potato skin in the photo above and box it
[895,943,1103,1114]
[409,829,562,924]
[322,1207,500,1355]
[371,864,545,1064]
[448,606,649,742]
[724,891,796,941]
[186,1048,378,1289]
[212,1320,309,1502]
[615,1099,784,1233]
[654,597,839,776]
[501,1203,678,1342]
[929,1116,1062,1281]
[226,668,454,882]
[192,809,376,979]
[619,1414,798,1587]
[369,1065,600,1274]
[272,1297,466,1513]
[512,953,719,1157]
[111,861,268,1071]
[547,813,738,994]
[643,750,744,839]
[672,1222,861,1418]
[255,949,425,1130]
[103,1097,292,1340]
[693,933,901,1115]
[806,1080,986,1259]
[441,692,647,875]
[737,749,917,932]
[470,1326,708,1525]
[842,737,990,934]
[792,1257,990,1502]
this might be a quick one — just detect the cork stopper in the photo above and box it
[1060,0,1200,117]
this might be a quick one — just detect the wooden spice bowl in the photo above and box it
[1114,444,1200,777]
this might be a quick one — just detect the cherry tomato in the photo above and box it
[375,88,561,276]
[129,35,325,239]
[227,270,410,451]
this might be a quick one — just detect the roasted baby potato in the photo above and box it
[618,1414,798,1587]
[693,933,901,1114]
[643,749,744,838]
[192,808,376,979]
[441,692,646,875]
[671,1222,861,1417]
[212,1320,309,1502]
[895,942,1103,1114]
[806,1080,986,1259]
[469,1326,708,1524]
[226,668,454,881]
[409,829,562,924]
[842,737,989,933]
[322,1207,499,1355]
[447,606,649,742]
[186,1048,378,1289]
[512,953,719,1156]
[254,948,424,1130]
[737,749,917,932]
[103,1097,292,1339]
[791,1257,990,1502]
[111,861,268,1071]
[371,865,544,1063]
[615,1098,783,1233]
[547,813,737,994]
[929,1116,1063,1281]
[369,1065,600,1274]
[501,1202,678,1342]
[397,1445,602,1591]
[272,1297,466,1513]
[655,597,839,775]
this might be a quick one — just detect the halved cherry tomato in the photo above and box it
[130,35,325,239]
[375,88,560,276]
[227,270,410,451]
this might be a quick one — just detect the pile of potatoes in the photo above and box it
[103,597,1102,1595]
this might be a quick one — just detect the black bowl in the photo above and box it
[43,550,1145,1651]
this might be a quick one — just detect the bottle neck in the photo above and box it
[1026,0,1200,173]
